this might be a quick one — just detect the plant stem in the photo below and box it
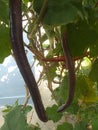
[29,0,49,39]
[36,0,49,24]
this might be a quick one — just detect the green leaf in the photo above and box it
[53,76,68,105]
[67,21,98,56]
[75,75,98,104]
[74,121,87,130]
[89,23,98,57]
[90,40,98,57]
[46,63,57,82]
[65,103,79,115]
[89,59,98,83]
[59,76,69,104]
[23,105,32,115]
[0,24,11,63]
[33,0,82,25]
[79,104,98,121]
[92,118,98,130]
[43,3,78,25]
[23,0,29,4]
[46,105,62,122]
[0,0,9,25]
[57,122,73,130]
[0,104,32,130]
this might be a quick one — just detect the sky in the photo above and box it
[0,49,34,106]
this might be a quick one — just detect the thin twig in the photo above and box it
[22,84,30,108]
[28,0,49,39]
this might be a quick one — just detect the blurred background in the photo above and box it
[0,47,34,106]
